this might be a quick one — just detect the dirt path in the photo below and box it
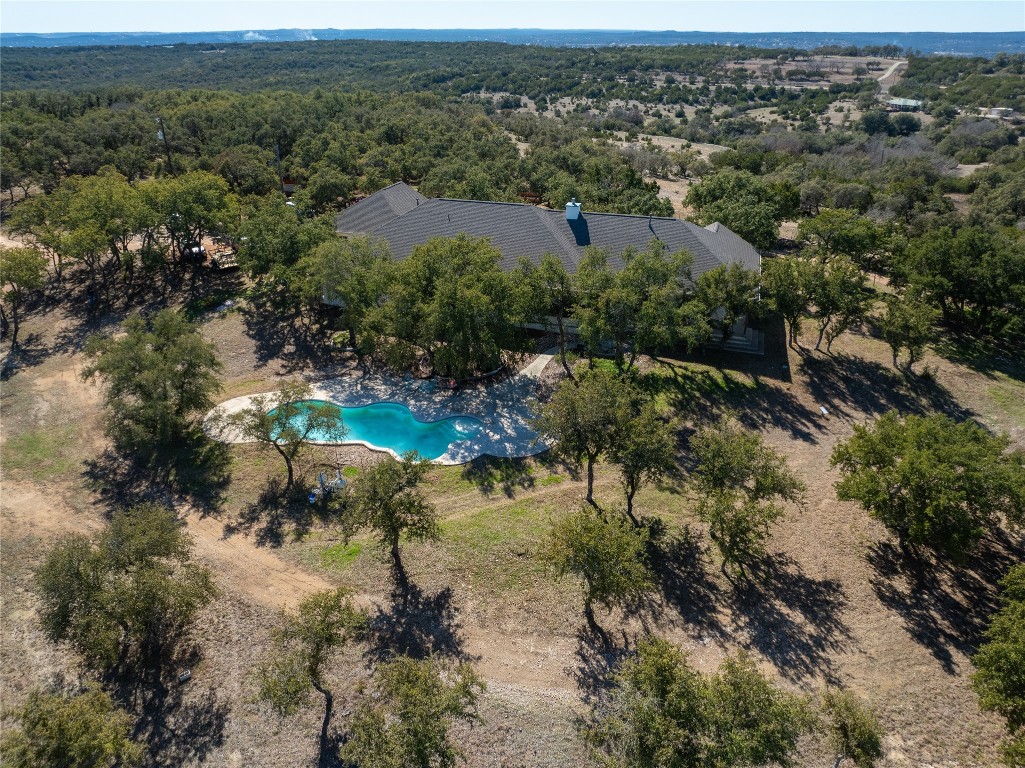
[1,482,101,538]
[184,510,337,610]
[184,510,578,696]
[1,482,579,697]
[877,60,907,94]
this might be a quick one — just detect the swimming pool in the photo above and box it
[270,400,484,460]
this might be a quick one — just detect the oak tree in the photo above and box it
[257,588,367,765]
[0,245,47,344]
[0,685,142,768]
[822,688,885,768]
[879,289,936,373]
[342,655,485,768]
[587,637,814,768]
[691,419,805,577]
[532,366,636,505]
[83,309,222,459]
[972,564,1025,766]
[345,452,439,581]
[544,504,652,634]
[761,254,815,347]
[35,503,216,672]
[832,412,1025,558]
[610,401,678,525]
[224,379,347,490]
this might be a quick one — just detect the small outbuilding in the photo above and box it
[886,98,923,111]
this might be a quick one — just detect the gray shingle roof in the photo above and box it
[335,187,760,277]
[334,181,427,235]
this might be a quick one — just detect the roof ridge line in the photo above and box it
[431,196,687,224]
[432,197,543,208]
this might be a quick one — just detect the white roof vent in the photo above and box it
[566,198,581,221]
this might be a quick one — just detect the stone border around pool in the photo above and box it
[204,353,555,465]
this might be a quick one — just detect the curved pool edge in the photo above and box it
[203,376,549,466]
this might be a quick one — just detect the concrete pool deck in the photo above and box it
[205,352,555,465]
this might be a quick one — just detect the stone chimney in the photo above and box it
[565,198,581,221]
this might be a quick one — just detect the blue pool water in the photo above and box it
[271,400,483,460]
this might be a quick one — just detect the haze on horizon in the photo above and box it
[2,0,1021,35]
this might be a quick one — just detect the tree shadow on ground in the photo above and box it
[239,291,341,375]
[103,636,227,768]
[730,554,853,683]
[865,530,1024,675]
[460,456,537,498]
[0,254,249,383]
[83,449,176,512]
[642,357,826,444]
[647,523,724,638]
[459,453,579,498]
[33,264,242,365]
[82,435,231,515]
[570,622,634,705]
[0,332,49,381]
[47,309,123,359]
[137,685,228,768]
[364,580,470,664]
[223,475,336,547]
[798,352,976,424]
[932,332,1025,385]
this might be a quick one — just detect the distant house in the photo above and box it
[334,182,764,353]
[886,97,923,111]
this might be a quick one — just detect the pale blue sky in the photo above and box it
[1,0,1021,34]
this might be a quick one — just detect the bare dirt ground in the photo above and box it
[610,132,726,159]
[726,56,904,89]
[2,286,1022,766]
[606,133,724,215]
[654,176,695,217]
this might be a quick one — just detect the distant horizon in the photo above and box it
[2,1,1021,35]
[12,26,1021,35]
[6,27,1019,57]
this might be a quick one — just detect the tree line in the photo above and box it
[2,89,669,215]
[0,39,792,97]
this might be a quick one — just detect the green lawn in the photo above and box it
[986,373,1025,429]
[1,426,78,481]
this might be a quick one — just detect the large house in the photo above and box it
[334,182,764,353]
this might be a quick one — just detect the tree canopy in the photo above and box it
[342,655,485,768]
[879,289,936,372]
[544,504,653,633]
[691,419,805,576]
[972,564,1025,766]
[363,234,522,379]
[822,688,885,768]
[610,400,678,524]
[35,503,217,672]
[300,235,394,347]
[686,169,797,249]
[257,588,367,765]
[83,309,222,460]
[532,366,638,505]
[344,452,439,580]
[761,254,815,347]
[223,379,347,490]
[587,637,814,768]
[0,685,142,768]
[0,244,47,344]
[831,412,1025,558]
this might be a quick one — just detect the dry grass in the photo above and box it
[2,292,1021,767]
